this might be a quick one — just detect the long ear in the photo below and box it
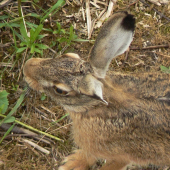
[89,11,135,78]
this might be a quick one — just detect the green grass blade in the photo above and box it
[3,116,15,123]
[1,20,18,50]
[0,15,10,20]
[26,22,53,32]
[0,16,23,28]
[18,0,29,42]
[160,65,170,73]
[52,113,69,124]
[40,0,65,23]
[72,39,91,42]
[13,30,25,42]
[0,23,20,28]
[28,13,41,19]
[0,123,15,144]
[30,44,35,53]
[35,44,48,49]
[37,34,48,39]
[0,114,63,142]
[0,90,26,126]
[30,24,43,43]
[20,22,29,42]
[16,47,27,53]
[0,91,9,114]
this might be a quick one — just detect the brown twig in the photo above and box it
[0,132,41,138]
[86,0,92,39]
[95,0,116,29]
[0,123,53,144]
[122,50,129,67]
[156,52,170,58]
[0,43,12,48]
[139,0,170,22]
[130,44,170,50]
[17,47,28,81]
[0,0,12,8]
[128,0,140,7]
[21,138,50,154]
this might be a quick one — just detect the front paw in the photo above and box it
[58,151,90,170]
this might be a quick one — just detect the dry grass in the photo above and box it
[0,0,170,169]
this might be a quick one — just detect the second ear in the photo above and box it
[78,74,107,104]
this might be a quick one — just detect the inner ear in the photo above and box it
[92,94,108,105]
[78,74,108,105]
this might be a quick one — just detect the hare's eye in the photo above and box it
[53,86,68,95]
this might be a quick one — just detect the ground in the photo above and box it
[0,0,170,170]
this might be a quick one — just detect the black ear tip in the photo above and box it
[121,13,135,31]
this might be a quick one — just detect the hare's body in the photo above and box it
[71,74,170,165]
[23,12,170,170]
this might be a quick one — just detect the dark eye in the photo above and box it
[53,86,68,95]
[56,88,62,94]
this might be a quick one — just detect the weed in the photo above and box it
[0,90,9,115]
[0,0,70,145]
[0,0,65,57]
[40,93,46,101]
[160,65,170,74]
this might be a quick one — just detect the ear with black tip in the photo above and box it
[89,11,135,78]
[78,74,108,105]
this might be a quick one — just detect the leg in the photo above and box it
[58,149,96,170]
[99,160,131,170]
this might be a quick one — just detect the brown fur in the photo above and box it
[23,12,170,170]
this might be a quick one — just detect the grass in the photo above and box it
[0,1,91,164]
[0,0,67,143]
[0,0,87,136]
[0,1,75,167]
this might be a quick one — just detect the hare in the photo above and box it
[23,11,170,170]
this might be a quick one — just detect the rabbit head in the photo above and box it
[23,11,135,113]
